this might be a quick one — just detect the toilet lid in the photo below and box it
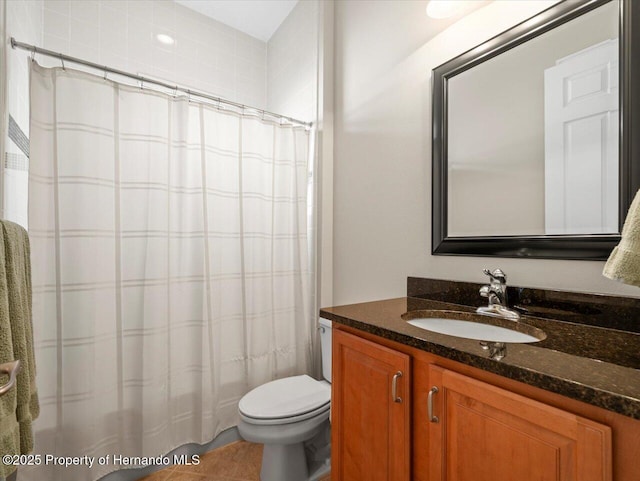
[239,375,331,419]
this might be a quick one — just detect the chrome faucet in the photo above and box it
[476,268,520,321]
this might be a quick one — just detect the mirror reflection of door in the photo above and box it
[445,1,619,239]
[544,39,619,235]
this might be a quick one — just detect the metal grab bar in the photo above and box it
[0,360,21,397]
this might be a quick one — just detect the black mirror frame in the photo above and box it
[432,0,640,260]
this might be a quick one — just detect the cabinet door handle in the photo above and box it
[391,371,403,403]
[428,386,439,423]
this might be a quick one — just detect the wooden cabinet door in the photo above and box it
[332,329,411,481]
[428,365,612,481]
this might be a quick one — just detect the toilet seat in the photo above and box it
[239,375,330,425]
[240,401,330,426]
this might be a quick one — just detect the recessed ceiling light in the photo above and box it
[426,0,466,19]
[156,33,175,45]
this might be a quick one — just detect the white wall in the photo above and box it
[266,0,318,122]
[38,0,267,108]
[332,0,640,306]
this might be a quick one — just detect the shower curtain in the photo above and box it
[25,62,315,481]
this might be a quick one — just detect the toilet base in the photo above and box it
[239,416,331,481]
[261,442,308,481]
[259,421,331,481]
[305,422,331,481]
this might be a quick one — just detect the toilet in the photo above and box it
[238,318,332,481]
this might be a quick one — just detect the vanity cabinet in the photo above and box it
[331,326,631,481]
[331,329,411,481]
[427,365,611,481]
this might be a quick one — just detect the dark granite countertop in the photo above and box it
[320,296,640,420]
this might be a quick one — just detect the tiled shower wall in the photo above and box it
[4,0,274,229]
[5,0,43,228]
[5,0,319,230]
[38,0,268,108]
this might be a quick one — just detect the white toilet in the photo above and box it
[238,318,332,481]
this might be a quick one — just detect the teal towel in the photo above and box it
[0,221,39,478]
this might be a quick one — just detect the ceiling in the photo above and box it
[174,0,299,42]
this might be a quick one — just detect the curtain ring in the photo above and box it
[173,86,178,98]
[60,53,65,70]
[30,46,36,61]
[187,90,191,103]
[103,66,108,81]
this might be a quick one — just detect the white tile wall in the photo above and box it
[5,0,322,224]
[37,0,267,109]
[7,0,323,136]
[7,0,43,137]
[5,0,43,228]
[267,0,318,122]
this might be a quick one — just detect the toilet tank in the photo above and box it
[319,317,332,382]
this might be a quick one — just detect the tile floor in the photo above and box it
[138,441,331,481]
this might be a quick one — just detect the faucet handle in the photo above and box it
[483,268,507,283]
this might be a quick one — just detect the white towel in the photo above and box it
[603,189,640,287]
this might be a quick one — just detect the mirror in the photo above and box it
[432,0,640,259]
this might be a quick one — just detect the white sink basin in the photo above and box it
[407,317,540,343]
[402,310,546,344]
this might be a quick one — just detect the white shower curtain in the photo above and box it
[26,62,315,481]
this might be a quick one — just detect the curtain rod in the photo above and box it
[10,37,312,128]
